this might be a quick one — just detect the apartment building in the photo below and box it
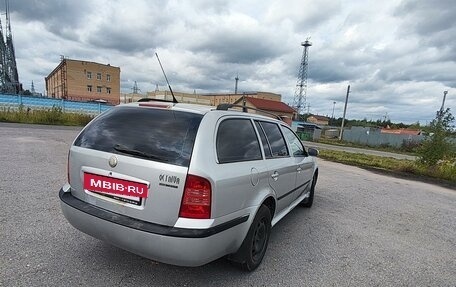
[45,58,120,104]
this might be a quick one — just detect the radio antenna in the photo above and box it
[155,52,178,103]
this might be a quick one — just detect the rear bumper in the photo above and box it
[59,188,249,266]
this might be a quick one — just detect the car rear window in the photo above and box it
[74,106,203,167]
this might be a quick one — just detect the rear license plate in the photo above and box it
[84,173,148,205]
[93,192,143,206]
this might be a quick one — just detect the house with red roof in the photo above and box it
[233,96,296,125]
[380,128,421,135]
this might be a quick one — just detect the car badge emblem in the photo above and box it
[109,155,118,168]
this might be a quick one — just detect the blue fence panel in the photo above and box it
[0,93,19,105]
[0,93,113,115]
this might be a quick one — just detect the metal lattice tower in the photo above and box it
[132,81,140,94]
[0,0,21,94]
[293,38,312,116]
[0,14,6,90]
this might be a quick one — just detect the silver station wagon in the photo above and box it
[59,99,319,271]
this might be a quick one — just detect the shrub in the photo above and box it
[0,106,94,126]
[401,139,421,153]
[417,108,455,166]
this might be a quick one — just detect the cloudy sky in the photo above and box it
[6,0,456,124]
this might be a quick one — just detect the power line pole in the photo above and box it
[331,101,336,119]
[437,90,449,122]
[339,85,350,140]
[440,91,448,113]
[234,74,239,94]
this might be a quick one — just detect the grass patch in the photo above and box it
[317,138,418,155]
[0,106,94,126]
[319,149,456,183]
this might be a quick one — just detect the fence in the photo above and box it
[0,93,112,115]
[342,126,425,148]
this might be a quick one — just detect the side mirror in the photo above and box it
[308,147,319,157]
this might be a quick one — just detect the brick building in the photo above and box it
[45,58,120,104]
[307,115,330,126]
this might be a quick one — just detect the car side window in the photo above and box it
[255,121,273,158]
[281,126,307,157]
[217,118,262,163]
[258,121,289,157]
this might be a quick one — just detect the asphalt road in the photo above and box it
[303,141,417,161]
[1,123,455,286]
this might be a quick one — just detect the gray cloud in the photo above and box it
[193,34,281,64]
[395,0,455,36]
[10,0,90,40]
[266,0,341,31]
[393,0,456,87]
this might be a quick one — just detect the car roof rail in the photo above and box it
[137,98,177,103]
[216,103,284,121]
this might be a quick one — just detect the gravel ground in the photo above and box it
[1,123,455,286]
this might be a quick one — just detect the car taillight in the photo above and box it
[179,174,211,219]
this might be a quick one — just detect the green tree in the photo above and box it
[408,121,421,130]
[21,90,32,96]
[417,108,455,166]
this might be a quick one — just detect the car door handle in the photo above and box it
[271,171,279,181]
[297,167,302,172]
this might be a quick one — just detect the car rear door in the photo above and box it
[255,120,296,213]
[211,117,266,216]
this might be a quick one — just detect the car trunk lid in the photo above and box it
[68,106,203,226]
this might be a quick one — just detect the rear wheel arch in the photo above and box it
[261,196,276,219]
[300,168,318,208]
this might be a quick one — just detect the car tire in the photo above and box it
[231,205,272,271]
[301,172,317,208]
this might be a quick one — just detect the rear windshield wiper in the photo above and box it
[113,144,169,162]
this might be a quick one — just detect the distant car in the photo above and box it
[59,100,319,271]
